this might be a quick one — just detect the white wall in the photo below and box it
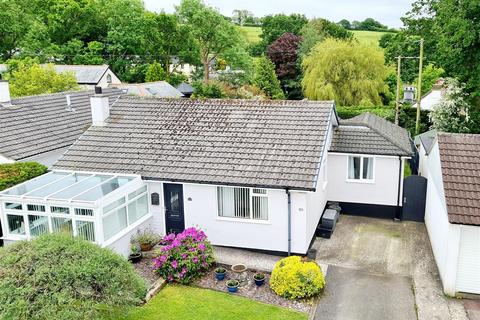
[0,153,14,164]
[327,153,403,206]
[417,142,429,176]
[97,69,121,88]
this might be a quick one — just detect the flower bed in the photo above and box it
[194,265,315,314]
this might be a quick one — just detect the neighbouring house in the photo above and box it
[112,81,184,98]
[176,82,195,98]
[170,56,196,79]
[411,79,445,111]
[0,64,121,89]
[419,132,480,296]
[0,93,414,257]
[0,80,124,167]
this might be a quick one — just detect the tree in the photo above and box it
[300,18,353,56]
[0,0,33,61]
[6,62,79,97]
[260,14,308,49]
[414,64,445,95]
[253,56,285,99]
[145,62,167,82]
[430,78,471,133]
[232,9,253,26]
[357,18,388,31]
[177,0,243,83]
[337,19,352,30]
[302,39,388,106]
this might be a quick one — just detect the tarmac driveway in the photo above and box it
[315,266,416,320]
[312,215,467,320]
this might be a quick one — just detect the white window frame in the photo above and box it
[346,155,375,183]
[216,186,269,222]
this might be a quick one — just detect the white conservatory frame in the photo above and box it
[0,170,151,247]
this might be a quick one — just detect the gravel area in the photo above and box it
[133,258,159,288]
[194,264,315,315]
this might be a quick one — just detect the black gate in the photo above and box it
[402,175,427,222]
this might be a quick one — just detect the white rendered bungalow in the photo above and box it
[0,91,414,256]
[419,132,480,296]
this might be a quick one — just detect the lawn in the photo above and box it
[125,285,307,320]
[352,30,391,47]
[238,26,262,44]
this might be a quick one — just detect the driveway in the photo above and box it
[313,215,468,320]
[315,266,416,320]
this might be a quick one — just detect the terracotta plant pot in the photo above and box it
[140,243,153,252]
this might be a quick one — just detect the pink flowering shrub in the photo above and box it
[152,227,214,284]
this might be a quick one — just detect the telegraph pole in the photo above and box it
[395,56,402,125]
[415,38,424,134]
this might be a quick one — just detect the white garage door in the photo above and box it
[456,226,480,294]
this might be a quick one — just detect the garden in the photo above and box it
[128,227,326,318]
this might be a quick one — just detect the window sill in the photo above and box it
[216,217,271,225]
[345,179,375,184]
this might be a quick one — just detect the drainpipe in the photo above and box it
[286,189,292,256]
[395,156,403,220]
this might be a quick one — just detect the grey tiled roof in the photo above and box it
[114,81,183,98]
[330,112,414,156]
[54,98,336,190]
[52,65,110,84]
[0,89,124,160]
[176,82,195,95]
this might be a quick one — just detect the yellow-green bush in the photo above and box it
[270,256,325,299]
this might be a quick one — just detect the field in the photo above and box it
[238,26,262,43]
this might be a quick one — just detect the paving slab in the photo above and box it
[315,266,416,320]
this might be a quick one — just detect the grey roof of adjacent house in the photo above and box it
[51,65,111,84]
[0,89,124,161]
[54,98,336,191]
[437,133,480,226]
[113,81,183,98]
[176,82,195,95]
[415,130,437,153]
[330,112,414,156]
[0,64,112,85]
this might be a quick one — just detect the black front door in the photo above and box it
[163,183,185,234]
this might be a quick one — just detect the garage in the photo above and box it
[456,226,480,294]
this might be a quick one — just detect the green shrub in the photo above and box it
[191,81,225,99]
[270,256,325,299]
[336,105,395,121]
[0,162,47,191]
[0,234,146,320]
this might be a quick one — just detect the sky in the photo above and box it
[144,0,413,29]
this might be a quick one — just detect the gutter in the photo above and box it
[286,188,292,256]
[395,155,402,220]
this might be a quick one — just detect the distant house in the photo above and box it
[0,80,124,167]
[176,82,195,98]
[0,64,121,89]
[169,56,196,79]
[112,81,183,98]
[418,132,480,296]
[411,79,445,111]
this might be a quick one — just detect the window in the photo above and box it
[106,74,112,83]
[128,194,148,224]
[5,203,22,210]
[217,187,268,221]
[27,204,46,212]
[103,207,127,240]
[348,156,374,181]
[76,220,95,242]
[103,197,126,215]
[7,215,25,235]
[151,193,160,206]
[28,215,49,237]
[52,217,73,235]
[51,206,70,214]
[74,208,93,216]
[129,186,147,200]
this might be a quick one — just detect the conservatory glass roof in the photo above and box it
[0,171,137,203]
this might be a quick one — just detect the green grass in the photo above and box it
[238,26,262,44]
[352,30,391,47]
[125,285,308,320]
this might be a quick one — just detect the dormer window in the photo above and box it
[106,74,112,84]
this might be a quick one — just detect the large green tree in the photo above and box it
[177,0,244,83]
[253,56,284,100]
[300,18,353,56]
[259,14,308,49]
[302,38,388,106]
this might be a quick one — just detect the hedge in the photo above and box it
[0,162,47,191]
[0,234,146,320]
[335,105,395,121]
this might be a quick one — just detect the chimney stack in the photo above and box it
[0,74,11,104]
[90,86,109,126]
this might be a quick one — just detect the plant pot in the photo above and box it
[129,253,142,263]
[227,281,239,293]
[215,270,226,281]
[140,243,153,252]
[254,277,265,286]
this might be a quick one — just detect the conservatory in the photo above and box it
[0,170,151,249]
